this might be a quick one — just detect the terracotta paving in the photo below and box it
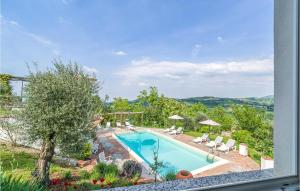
[93,129,154,179]
[95,127,260,178]
[96,130,132,160]
[148,128,259,177]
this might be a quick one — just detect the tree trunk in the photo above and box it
[36,140,55,185]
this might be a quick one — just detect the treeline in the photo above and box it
[101,87,273,158]
[177,96,274,112]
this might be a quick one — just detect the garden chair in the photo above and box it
[125,121,135,130]
[98,151,113,164]
[116,122,122,128]
[217,139,236,153]
[206,136,223,148]
[193,133,209,143]
[163,125,175,133]
[104,122,111,130]
[169,127,183,135]
[92,143,99,154]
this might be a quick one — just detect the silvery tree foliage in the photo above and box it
[22,60,100,185]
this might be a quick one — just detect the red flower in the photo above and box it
[51,178,61,185]
[92,179,97,184]
[100,184,104,188]
[134,182,138,185]
[100,177,105,183]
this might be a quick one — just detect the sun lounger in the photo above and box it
[128,126,136,130]
[206,136,223,148]
[92,143,99,154]
[217,139,236,153]
[98,151,113,164]
[193,133,209,143]
[103,122,111,130]
[163,125,175,133]
[116,122,122,128]
[169,127,183,135]
[125,121,135,130]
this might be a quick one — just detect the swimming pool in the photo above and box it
[114,130,227,177]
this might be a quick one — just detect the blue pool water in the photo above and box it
[116,131,215,176]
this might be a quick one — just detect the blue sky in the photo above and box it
[1,0,274,100]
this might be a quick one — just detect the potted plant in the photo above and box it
[260,147,274,170]
[176,170,193,179]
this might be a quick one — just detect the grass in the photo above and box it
[248,148,262,164]
[0,143,38,180]
[0,142,141,190]
[0,142,76,181]
[184,130,202,137]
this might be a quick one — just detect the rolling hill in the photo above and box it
[177,95,274,111]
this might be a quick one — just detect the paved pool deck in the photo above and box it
[96,127,259,178]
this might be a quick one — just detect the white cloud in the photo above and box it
[138,82,149,87]
[83,65,99,74]
[217,36,224,42]
[52,49,60,56]
[1,16,19,26]
[114,51,127,56]
[8,20,19,26]
[116,58,273,88]
[191,43,202,58]
[1,16,57,48]
[27,33,54,46]
[194,44,202,49]
[164,73,182,80]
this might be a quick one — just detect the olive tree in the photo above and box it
[22,61,100,185]
[0,110,23,146]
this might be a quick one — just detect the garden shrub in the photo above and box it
[164,170,176,181]
[104,173,119,185]
[131,172,141,183]
[232,130,255,147]
[0,173,45,191]
[93,162,107,177]
[104,164,119,176]
[182,116,194,130]
[92,162,119,179]
[62,170,72,179]
[199,126,210,133]
[114,178,132,187]
[79,170,90,180]
[248,148,262,164]
[81,143,92,159]
[122,160,142,178]
[90,170,101,180]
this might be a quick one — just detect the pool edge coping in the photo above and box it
[112,128,229,176]
[144,129,229,175]
[111,132,161,180]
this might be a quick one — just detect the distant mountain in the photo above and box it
[127,95,274,112]
[260,95,274,99]
[177,96,274,111]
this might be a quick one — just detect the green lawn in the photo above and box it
[0,143,75,181]
[0,143,39,180]
[184,130,202,137]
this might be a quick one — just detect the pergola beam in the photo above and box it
[104,111,144,115]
